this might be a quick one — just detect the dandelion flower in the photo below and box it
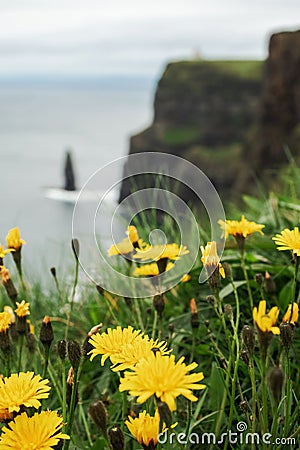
[134,243,189,262]
[15,300,30,318]
[201,241,225,278]
[282,303,299,325]
[0,372,50,413]
[110,337,170,371]
[181,273,191,283]
[0,311,12,333]
[6,227,26,251]
[253,300,280,335]
[0,266,11,284]
[272,227,300,256]
[127,225,139,246]
[218,215,265,239]
[0,411,69,449]
[0,244,14,259]
[119,352,205,411]
[88,326,144,365]
[134,262,174,277]
[126,410,163,449]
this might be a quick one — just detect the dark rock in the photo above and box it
[120,30,300,204]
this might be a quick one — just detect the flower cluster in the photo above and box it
[108,225,190,278]
[0,372,69,448]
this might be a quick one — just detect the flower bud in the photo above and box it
[241,325,255,356]
[280,322,294,351]
[240,400,249,413]
[39,316,54,348]
[0,331,12,355]
[190,298,199,329]
[89,400,108,435]
[26,332,36,352]
[50,267,56,278]
[206,295,215,305]
[67,339,82,370]
[153,294,165,318]
[108,426,125,450]
[240,349,249,366]
[222,262,232,279]
[82,324,102,357]
[66,367,78,408]
[269,366,284,403]
[224,304,233,319]
[255,273,263,286]
[57,340,67,360]
[71,238,80,260]
[265,272,276,294]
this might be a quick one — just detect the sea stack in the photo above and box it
[64,150,76,191]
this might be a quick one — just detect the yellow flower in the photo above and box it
[201,241,225,278]
[15,300,30,318]
[0,266,11,284]
[0,311,12,333]
[119,352,206,411]
[0,411,70,449]
[218,215,265,238]
[134,262,174,277]
[181,273,191,283]
[88,326,144,365]
[4,306,15,324]
[108,237,135,256]
[282,303,299,325]
[0,244,14,259]
[6,227,26,251]
[134,243,189,262]
[253,300,280,334]
[127,225,139,245]
[110,337,170,372]
[0,372,51,413]
[126,410,163,449]
[272,227,300,256]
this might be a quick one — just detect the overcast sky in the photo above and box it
[0,0,299,79]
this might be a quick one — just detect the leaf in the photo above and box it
[278,280,294,309]
[219,281,246,299]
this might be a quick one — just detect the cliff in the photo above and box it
[120,30,300,204]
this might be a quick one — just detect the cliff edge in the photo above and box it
[120,30,300,204]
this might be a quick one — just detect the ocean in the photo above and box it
[0,77,154,281]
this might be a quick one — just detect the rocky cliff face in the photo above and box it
[120,30,300,204]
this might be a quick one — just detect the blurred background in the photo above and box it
[1,0,299,277]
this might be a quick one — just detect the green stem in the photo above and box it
[62,360,67,429]
[64,362,82,450]
[18,333,24,371]
[121,391,127,431]
[184,401,192,441]
[151,309,158,340]
[79,402,93,447]
[42,345,50,379]
[133,297,144,331]
[241,253,253,310]
[292,256,299,303]
[65,257,79,341]
[249,357,258,441]
[284,352,291,436]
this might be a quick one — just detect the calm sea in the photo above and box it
[0,77,154,280]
